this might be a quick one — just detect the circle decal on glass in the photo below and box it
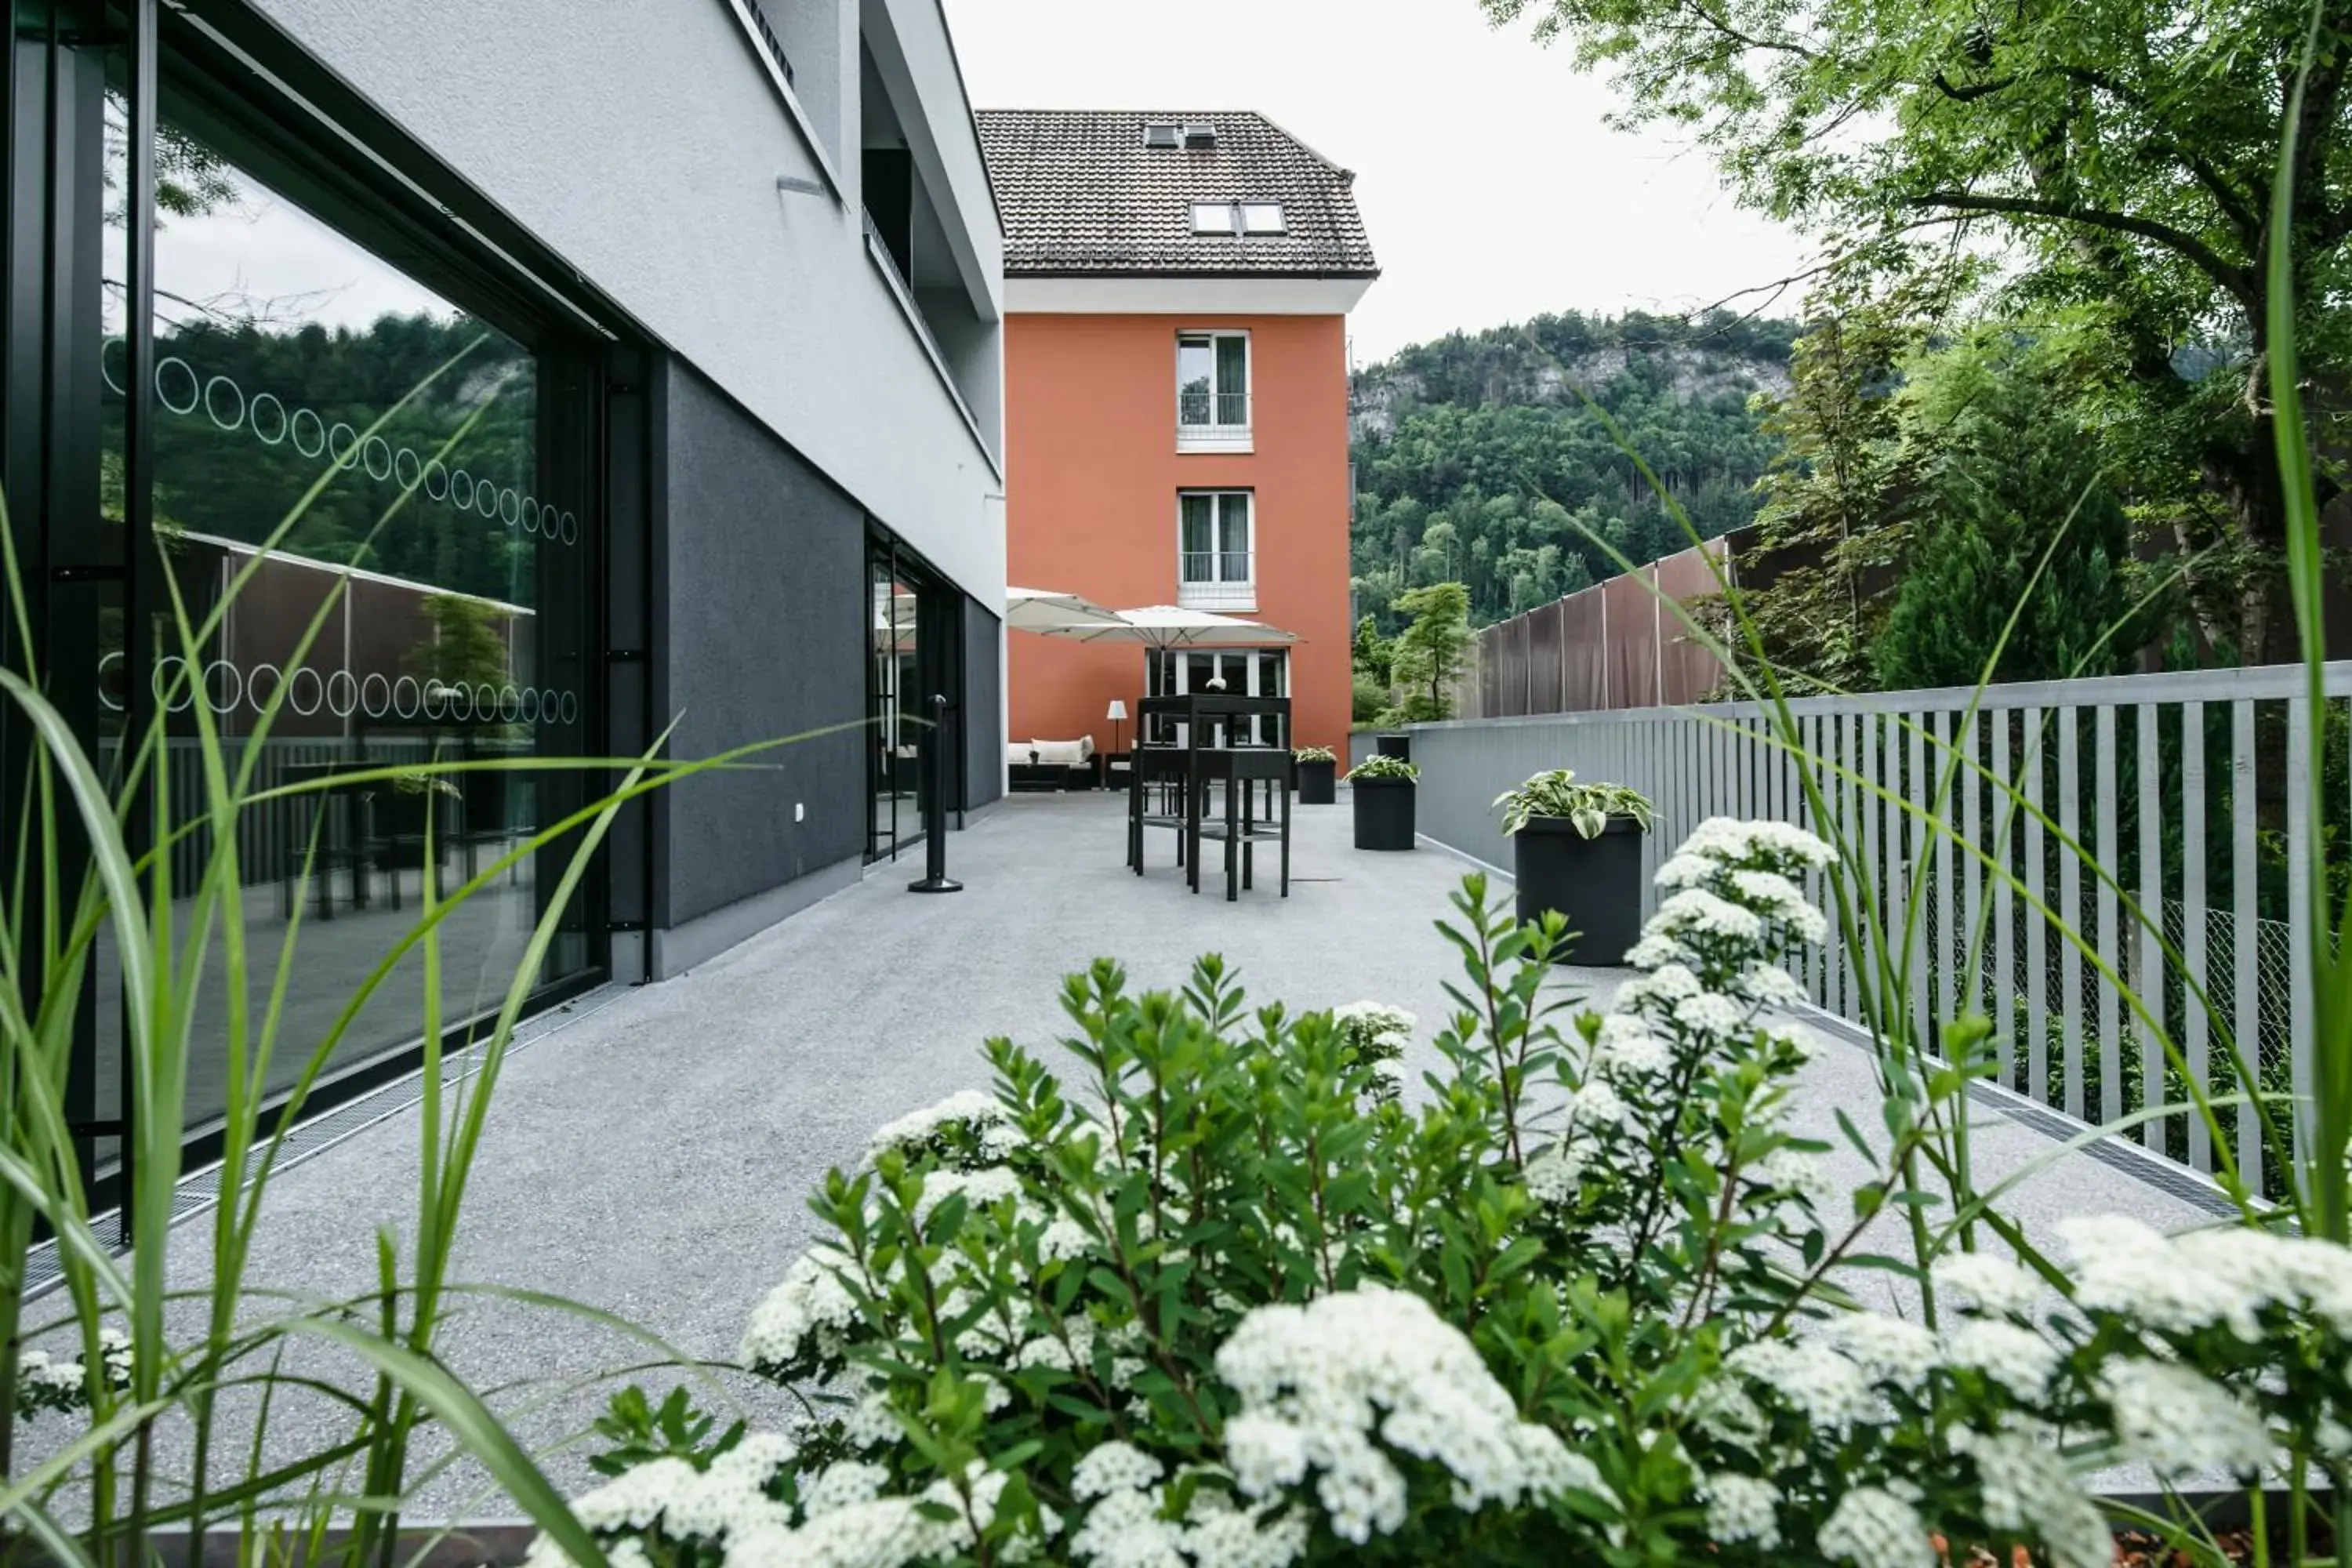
[152,656,194,713]
[521,688,540,723]
[561,510,580,546]
[155,358,201,416]
[423,681,447,721]
[447,683,472,721]
[100,337,128,397]
[289,667,325,717]
[474,682,497,720]
[521,498,540,535]
[326,670,360,718]
[394,675,421,719]
[424,460,450,501]
[559,691,579,725]
[449,469,474,512]
[291,408,327,458]
[394,447,421,488]
[246,662,282,714]
[499,684,521,721]
[327,423,361,471]
[202,659,245,715]
[204,376,245,433]
[97,652,126,713]
[363,436,394,482]
[250,393,289,446]
[361,672,391,718]
[499,488,520,527]
[475,477,498,516]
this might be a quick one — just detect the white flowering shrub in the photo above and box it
[13,1330,130,1421]
[542,817,2352,1568]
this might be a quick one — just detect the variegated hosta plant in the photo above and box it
[538,819,2352,1568]
[1490,768,1656,838]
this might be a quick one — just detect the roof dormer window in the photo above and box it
[1143,122,1180,148]
[1189,201,1287,236]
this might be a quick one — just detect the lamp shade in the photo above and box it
[1106,699,1129,721]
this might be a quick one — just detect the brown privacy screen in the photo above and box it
[1458,537,1734,719]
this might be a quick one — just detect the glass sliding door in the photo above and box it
[6,4,606,1183]
[866,539,958,858]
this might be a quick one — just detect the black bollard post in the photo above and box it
[907,693,963,894]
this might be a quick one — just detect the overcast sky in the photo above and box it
[942,0,1816,363]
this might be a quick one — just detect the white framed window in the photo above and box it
[1176,330,1250,450]
[1189,200,1286,234]
[1178,491,1253,612]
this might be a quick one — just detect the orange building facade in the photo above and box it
[978,111,1378,760]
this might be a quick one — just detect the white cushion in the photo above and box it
[1029,736,1095,767]
[1006,742,1040,766]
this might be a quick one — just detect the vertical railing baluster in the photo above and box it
[2024,706,2049,1108]
[2183,701,2211,1172]
[2095,703,2120,1128]
[2287,693,2314,1171]
[1991,711,2015,1093]
[2232,699,2261,1196]
[1859,712,1880,1037]
[1934,709,1959,1036]
[1907,711,1930,1054]
[1958,707,1981,1039]
[2057,706,2084,1120]
[2137,702,2164,1151]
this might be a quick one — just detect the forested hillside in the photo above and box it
[1348,310,1798,630]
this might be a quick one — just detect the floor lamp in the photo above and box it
[1106,699,1127,753]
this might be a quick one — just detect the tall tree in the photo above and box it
[1390,582,1475,720]
[1484,0,2352,662]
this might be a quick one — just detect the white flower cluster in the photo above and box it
[526,1435,1033,1568]
[1214,1287,1607,1544]
[1065,1443,1307,1568]
[2060,1214,2352,1341]
[864,1089,1025,1170]
[1697,1471,1784,1550]
[16,1329,132,1417]
[1815,1484,1933,1568]
[739,1247,861,1374]
[2099,1358,2274,1478]
[1949,1427,2112,1568]
[1330,1001,1414,1100]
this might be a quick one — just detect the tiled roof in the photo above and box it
[975,110,1378,278]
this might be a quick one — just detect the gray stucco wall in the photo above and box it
[245,0,1006,610]
[659,362,866,928]
[964,598,1003,810]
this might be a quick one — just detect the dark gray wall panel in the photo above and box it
[964,597,1002,809]
[659,360,865,924]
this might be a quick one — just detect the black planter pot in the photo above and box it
[1297,758,1337,804]
[1374,732,1411,763]
[1352,778,1416,851]
[1511,815,1646,964]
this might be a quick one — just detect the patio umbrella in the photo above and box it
[1004,586,1126,633]
[1022,604,1301,648]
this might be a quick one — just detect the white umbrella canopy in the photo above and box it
[1025,604,1301,648]
[1004,586,1126,632]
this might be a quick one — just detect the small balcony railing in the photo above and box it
[1177,389,1251,452]
[1178,553,1255,611]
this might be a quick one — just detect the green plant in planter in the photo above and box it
[1343,754,1418,783]
[1490,769,1656,839]
[1293,745,1337,764]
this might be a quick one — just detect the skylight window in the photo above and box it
[1190,201,1287,236]
[1144,122,1180,148]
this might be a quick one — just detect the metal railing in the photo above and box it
[1407,662,2352,1195]
[1178,388,1249,427]
[1178,553,1254,611]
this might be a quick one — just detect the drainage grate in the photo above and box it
[22,985,626,1300]
[1791,1003,2242,1220]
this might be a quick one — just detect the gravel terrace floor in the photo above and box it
[95,788,2226,1515]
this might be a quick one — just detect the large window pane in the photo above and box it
[1176,336,1213,426]
[1219,494,1250,583]
[1214,336,1247,424]
[92,95,594,1137]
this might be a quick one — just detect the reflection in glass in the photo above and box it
[88,101,591,1142]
